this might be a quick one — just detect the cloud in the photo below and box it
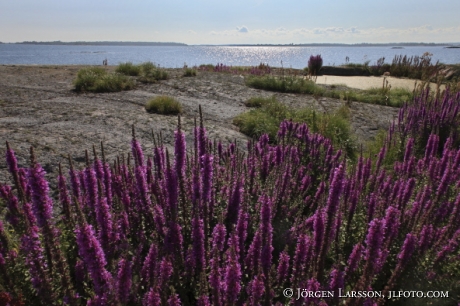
[206,25,460,43]
[188,30,197,35]
[236,26,249,33]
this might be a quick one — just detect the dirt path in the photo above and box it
[0,65,399,188]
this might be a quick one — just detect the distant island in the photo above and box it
[14,41,187,46]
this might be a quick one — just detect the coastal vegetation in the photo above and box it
[234,96,355,158]
[73,67,135,92]
[145,95,183,115]
[116,62,169,83]
[245,74,413,107]
[1,87,460,304]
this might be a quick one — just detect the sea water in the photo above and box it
[0,44,459,69]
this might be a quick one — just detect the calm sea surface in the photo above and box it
[1,44,459,69]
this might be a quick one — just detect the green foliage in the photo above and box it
[183,68,197,77]
[145,95,183,115]
[115,62,141,76]
[233,97,356,158]
[74,67,135,92]
[138,62,168,83]
[245,75,324,95]
[244,96,276,108]
[245,75,412,107]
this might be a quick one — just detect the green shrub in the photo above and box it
[244,96,276,108]
[233,97,356,158]
[183,68,197,77]
[245,75,412,107]
[116,62,141,76]
[145,96,183,115]
[246,75,323,95]
[139,62,168,83]
[74,67,135,92]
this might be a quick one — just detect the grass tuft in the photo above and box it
[74,67,135,92]
[145,96,183,115]
[115,62,141,76]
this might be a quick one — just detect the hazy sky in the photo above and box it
[1,0,460,44]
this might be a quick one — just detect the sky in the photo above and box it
[1,0,460,44]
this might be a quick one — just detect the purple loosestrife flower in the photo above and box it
[259,195,273,273]
[246,229,262,275]
[58,169,72,222]
[192,215,206,273]
[21,225,54,304]
[360,219,385,287]
[435,229,460,265]
[201,154,214,205]
[158,257,173,290]
[247,274,265,306]
[141,242,158,288]
[174,129,186,179]
[168,294,181,306]
[131,138,145,166]
[223,249,242,305]
[95,196,114,255]
[27,162,53,229]
[397,234,417,269]
[313,209,325,257]
[212,223,226,252]
[23,202,37,227]
[329,268,344,304]
[277,251,290,285]
[83,165,98,219]
[383,206,400,246]
[290,234,312,288]
[164,221,183,257]
[226,178,243,227]
[116,258,132,304]
[143,287,161,306]
[197,295,211,306]
[75,224,112,296]
[236,208,248,261]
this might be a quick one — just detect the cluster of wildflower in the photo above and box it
[1,89,460,304]
[308,54,323,76]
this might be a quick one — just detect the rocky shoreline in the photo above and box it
[0,65,399,189]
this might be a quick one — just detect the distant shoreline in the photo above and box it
[1,41,460,47]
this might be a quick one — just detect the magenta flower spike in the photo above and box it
[192,215,206,273]
[223,248,242,305]
[168,294,182,306]
[27,162,53,229]
[21,225,54,303]
[143,287,161,306]
[277,251,290,285]
[116,258,132,304]
[131,138,145,167]
[75,224,113,296]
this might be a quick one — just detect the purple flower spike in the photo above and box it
[27,162,53,229]
[116,258,132,304]
[143,287,161,306]
[192,215,205,273]
[223,249,242,305]
[131,138,145,166]
[168,294,181,306]
[75,224,112,296]
[277,251,290,285]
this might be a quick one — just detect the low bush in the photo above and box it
[145,95,183,115]
[183,67,197,77]
[234,97,355,158]
[74,67,135,92]
[244,96,275,107]
[138,62,168,83]
[246,75,412,107]
[116,62,141,76]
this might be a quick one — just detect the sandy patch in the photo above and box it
[315,75,444,91]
